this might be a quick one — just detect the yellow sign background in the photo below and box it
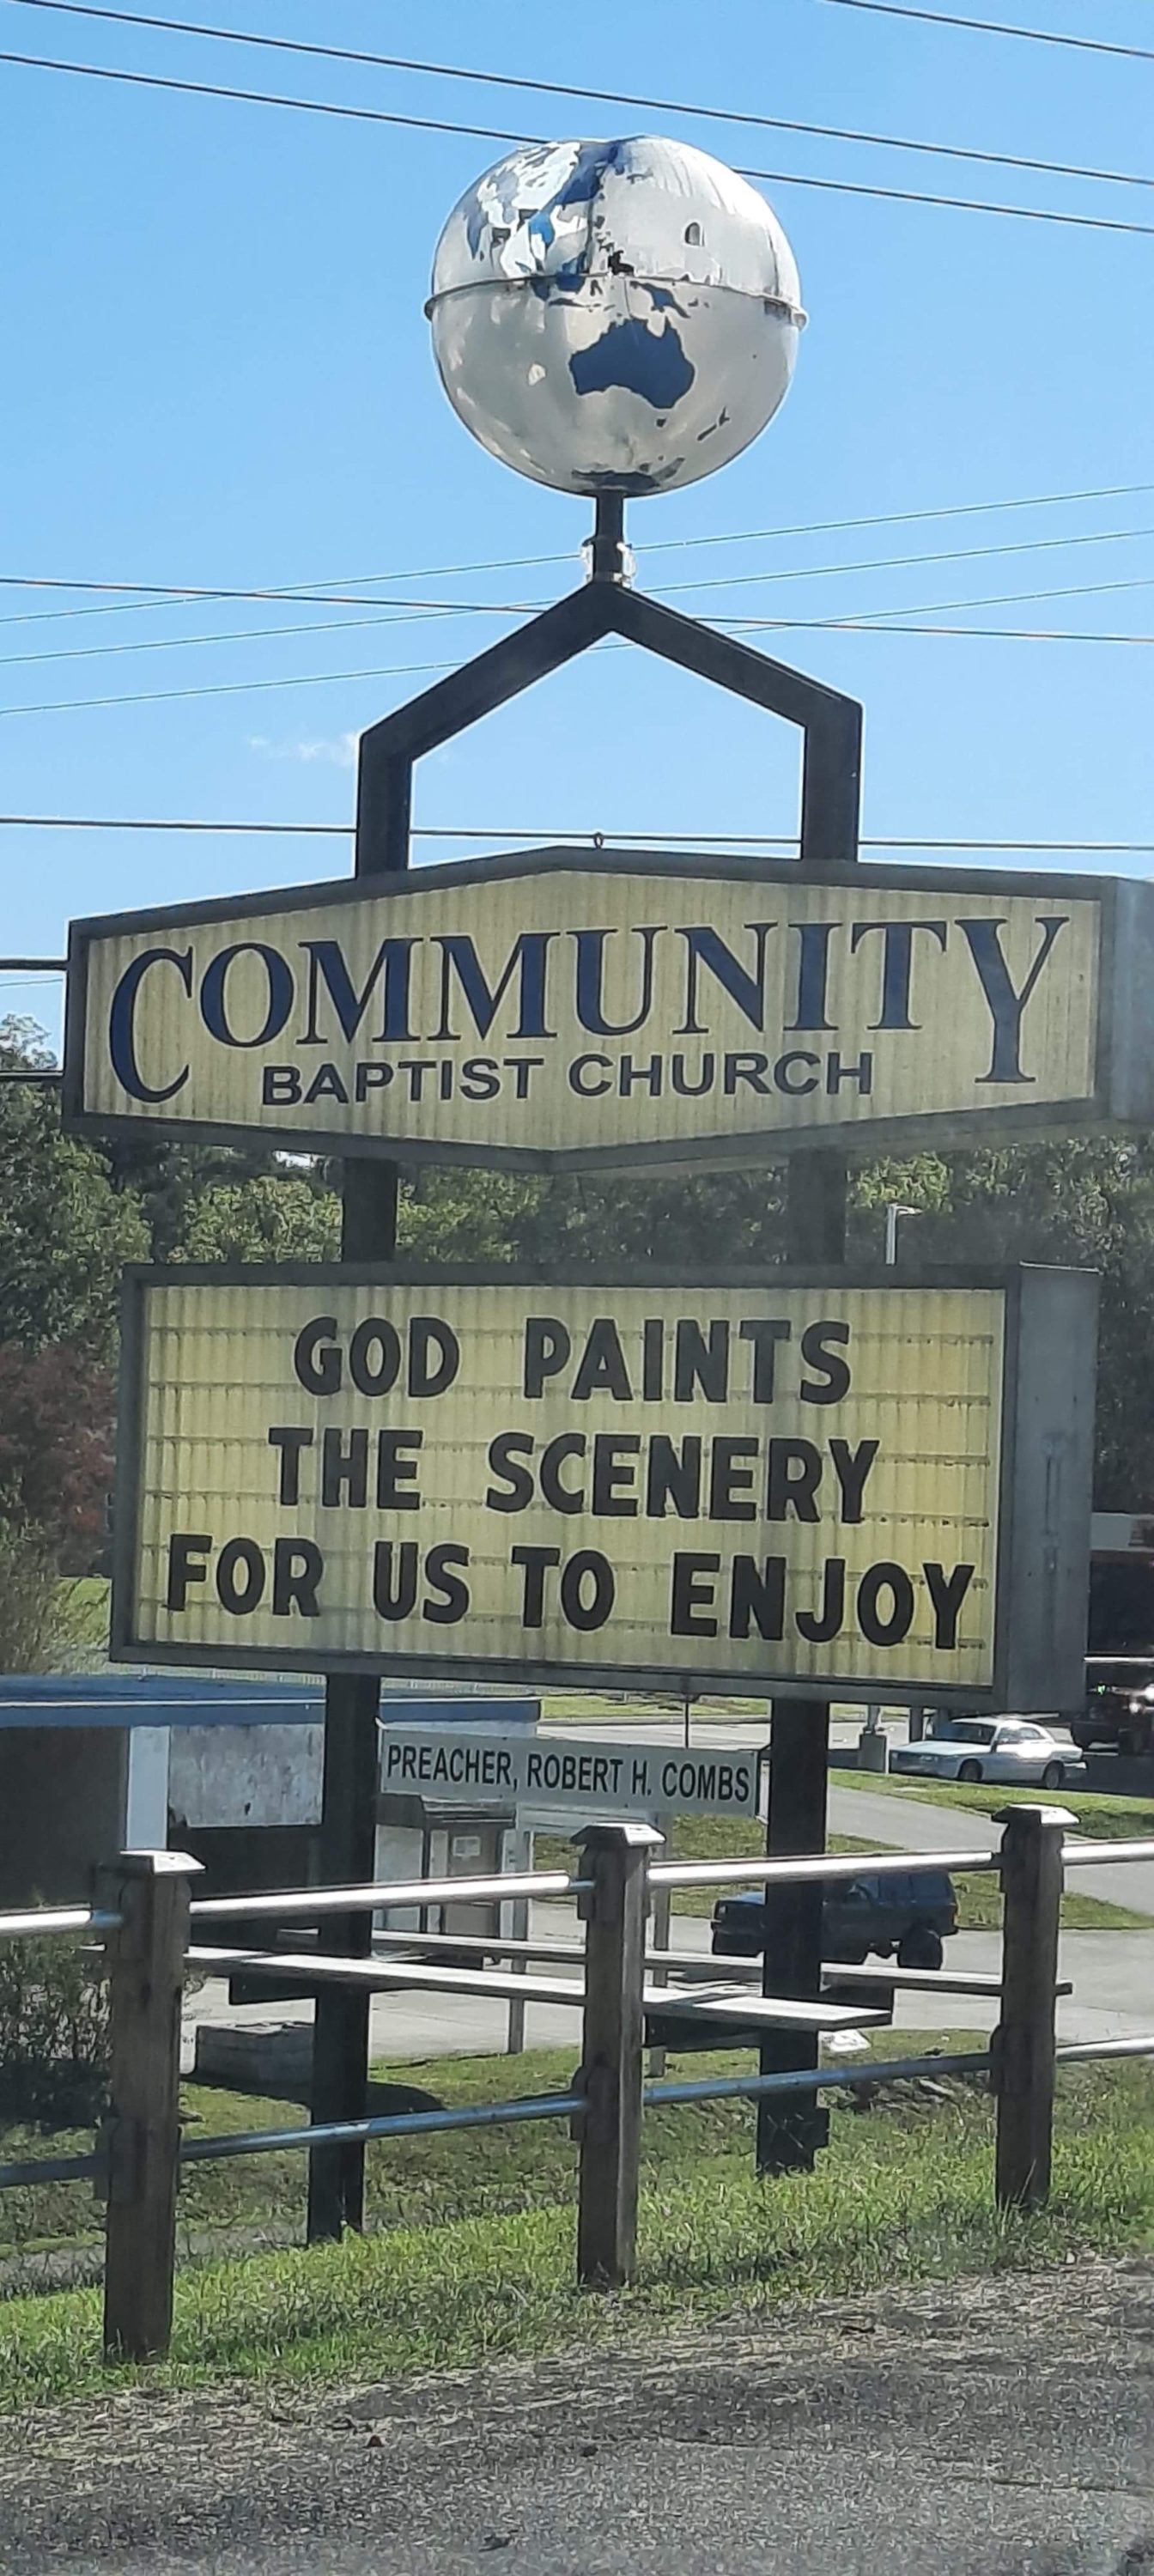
[120,1277,1006,1692]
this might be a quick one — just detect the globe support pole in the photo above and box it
[590,493,628,585]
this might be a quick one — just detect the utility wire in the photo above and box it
[12,3,1154,191]
[813,0,1154,66]
[5,524,1153,670]
[3,48,1154,236]
[3,823,1154,854]
[5,579,1154,715]
[3,483,1151,632]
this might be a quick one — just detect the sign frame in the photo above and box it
[110,1259,1097,1711]
[63,847,1154,1174]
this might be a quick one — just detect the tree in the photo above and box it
[0,1342,114,1572]
[0,1021,149,1357]
[176,1172,341,1264]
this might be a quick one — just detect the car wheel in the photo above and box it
[897,1925,944,1971]
[1042,1760,1064,1789]
[957,1759,982,1783]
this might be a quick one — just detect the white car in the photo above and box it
[890,1719,1086,1789]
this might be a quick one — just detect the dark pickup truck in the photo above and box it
[711,1868,959,1972]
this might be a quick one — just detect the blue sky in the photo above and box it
[2,0,1151,1046]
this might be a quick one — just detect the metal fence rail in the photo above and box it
[0,1805,1149,2369]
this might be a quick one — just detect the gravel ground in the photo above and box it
[0,2262,1151,2573]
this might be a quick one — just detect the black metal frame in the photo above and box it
[109,1256,1084,1711]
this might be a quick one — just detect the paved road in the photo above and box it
[829,1779,1154,1917]
[3,2265,1151,2573]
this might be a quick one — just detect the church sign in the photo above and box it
[63,851,1154,1172]
[111,1262,1096,1710]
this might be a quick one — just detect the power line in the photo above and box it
[13,2,1154,191]
[3,823,1154,855]
[4,47,1154,237]
[5,585,1154,716]
[3,483,1151,632]
[6,524,1154,671]
[813,0,1154,65]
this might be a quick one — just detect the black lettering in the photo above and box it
[540,1432,586,1515]
[774,1049,819,1096]
[460,1055,500,1100]
[729,1554,786,1641]
[509,1057,544,1101]
[591,1434,641,1516]
[645,1435,702,1517]
[300,934,416,1046]
[560,1551,615,1631]
[511,1544,560,1628]
[485,1432,535,1512]
[524,1316,569,1398]
[294,1315,341,1397]
[826,1050,872,1096]
[267,1425,313,1506]
[303,1063,349,1106]
[272,1538,322,1619]
[676,922,774,1035]
[372,1541,418,1619]
[738,1318,792,1402]
[796,1558,846,1643]
[263,1065,301,1105]
[799,1321,852,1405]
[829,1436,879,1523]
[708,1435,759,1521]
[673,1318,728,1403]
[216,1537,265,1616]
[671,1051,714,1097]
[924,1560,975,1650]
[618,1052,662,1098]
[724,1050,771,1096]
[568,1053,612,1097]
[766,1438,822,1522]
[642,1318,663,1400]
[857,1561,915,1645]
[408,1316,459,1398]
[670,1551,720,1638]
[167,1531,210,1612]
[349,1318,401,1396]
[424,1542,471,1625]
[321,1426,368,1509]
[572,1321,631,1402]
[376,1431,423,1511]
[354,1062,392,1102]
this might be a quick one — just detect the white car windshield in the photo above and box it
[934,1720,997,1746]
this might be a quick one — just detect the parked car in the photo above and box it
[710,1868,958,1972]
[891,1717,1084,1789]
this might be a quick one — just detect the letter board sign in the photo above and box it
[112,1263,1096,1709]
[64,850,1154,1172]
[379,1728,758,1819]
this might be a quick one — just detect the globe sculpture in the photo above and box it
[427,136,805,497]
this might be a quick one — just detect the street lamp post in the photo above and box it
[857,1204,920,1774]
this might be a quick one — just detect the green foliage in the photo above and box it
[0,1934,107,2128]
[175,1173,340,1264]
[0,1022,149,1358]
[0,1519,99,1673]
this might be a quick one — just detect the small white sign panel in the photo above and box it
[379,1727,759,1818]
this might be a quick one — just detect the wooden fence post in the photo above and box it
[573,1821,661,2288]
[993,1802,1072,2212]
[99,1849,202,2361]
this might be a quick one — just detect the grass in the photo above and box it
[536,1812,1147,1932]
[831,1769,1154,1847]
[0,2040,1149,2410]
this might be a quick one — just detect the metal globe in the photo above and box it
[427,136,805,498]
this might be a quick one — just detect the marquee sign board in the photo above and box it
[64,851,1154,1172]
[112,1262,1096,1710]
[379,1727,758,1820]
